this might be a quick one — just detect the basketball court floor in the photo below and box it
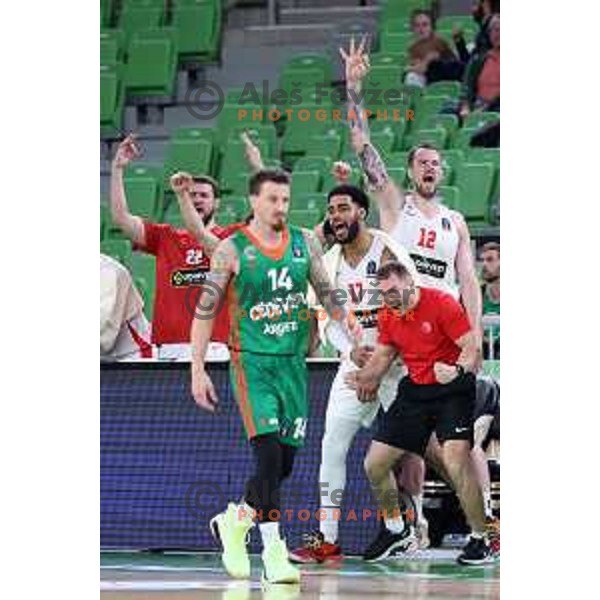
[101,550,500,599]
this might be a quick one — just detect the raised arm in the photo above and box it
[452,212,483,349]
[241,131,264,173]
[190,239,237,410]
[109,135,145,246]
[340,37,405,233]
[171,172,221,256]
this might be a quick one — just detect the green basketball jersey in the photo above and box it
[227,225,312,356]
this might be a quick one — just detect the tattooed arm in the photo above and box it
[302,228,361,349]
[340,36,405,233]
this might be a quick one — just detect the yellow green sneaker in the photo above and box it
[261,537,301,585]
[210,503,254,579]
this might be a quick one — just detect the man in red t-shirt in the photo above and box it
[109,135,237,360]
[346,261,493,566]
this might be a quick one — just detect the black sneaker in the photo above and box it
[457,535,495,565]
[363,524,416,562]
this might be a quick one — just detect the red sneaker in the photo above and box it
[289,531,343,564]
[486,517,500,556]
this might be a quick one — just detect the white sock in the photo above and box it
[319,507,340,544]
[259,521,280,546]
[385,514,405,534]
[412,493,424,524]
[482,489,493,519]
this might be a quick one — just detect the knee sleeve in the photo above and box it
[279,444,297,483]
[244,433,283,521]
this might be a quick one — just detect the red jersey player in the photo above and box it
[109,135,239,360]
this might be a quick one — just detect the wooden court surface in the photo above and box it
[101,550,499,599]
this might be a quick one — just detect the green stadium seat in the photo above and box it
[438,185,460,211]
[279,68,328,96]
[291,171,321,196]
[101,0,113,28]
[100,30,124,66]
[466,147,500,169]
[294,193,327,212]
[119,6,165,43]
[294,156,332,175]
[304,129,342,160]
[173,126,215,144]
[388,166,407,188]
[403,127,448,151]
[380,31,415,54]
[100,64,124,136]
[282,111,332,157]
[215,205,240,226]
[101,239,132,267]
[282,53,333,83]
[124,164,163,219]
[172,2,221,62]
[288,208,321,229]
[124,29,177,97]
[370,128,397,159]
[220,196,249,220]
[419,113,459,135]
[221,172,249,197]
[380,0,431,20]
[388,151,409,170]
[216,105,265,147]
[463,111,500,131]
[425,81,462,98]
[412,95,452,129]
[225,125,277,160]
[365,65,403,97]
[162,138,214,188]
[455,163,495,222]
[440,149,465,185]
[219,139,267,193]
[370,52,407,69]
[453,127,480,149]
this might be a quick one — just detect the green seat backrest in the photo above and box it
[425,80,462,98]
[463,112,500,131]
[438,185,460,211]
[455,163,494,222]
[119,6,164,42]
[124,165,162,219]
[291,171,321,196]
[294,156,332,175]
[304,129,342,160]
[288,208,321,228]
[172,3,218,58]
[163,138,213,187]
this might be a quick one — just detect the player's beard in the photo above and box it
[483,272,500,283]
[198,208,214,227]
[337,220,360,245]
[272,218,286,232]
[415,181,438,200]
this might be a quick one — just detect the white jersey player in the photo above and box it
[338,35,494,549]
[290,184,423,563]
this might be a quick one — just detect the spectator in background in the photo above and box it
[100,254,152,361]
[480,242,500,358]
[109,135,234,361]
[405,9,465,88]
[459,14,500,118]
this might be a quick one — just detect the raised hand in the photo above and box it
[241,131,264,172]
[112,134,140,169]
[170,171,194,195]
[339,35,371,90]
[332,160,352,184]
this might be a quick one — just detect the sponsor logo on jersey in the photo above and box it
[171,268,208,287]
[421,321,433,334]
[262,321,299,337]
[353,308,381,329]
[292,244,306,261]
[441,217,452,231]
[409,253,448,279]
[366,260,378,276]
